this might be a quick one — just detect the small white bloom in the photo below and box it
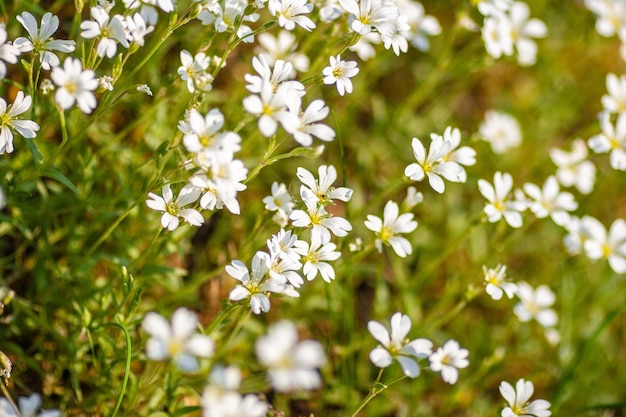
[549,139,596,195]
[523,176,578,226]
[80,6,129,58]
[483,264,517,300]
[290,197,352,243]
[322,55,359,96]
[177,50,213,93]
[289,98,336,146]
[365,200,418,257]
[499,378,552,417]
[137,84,153,96]
[50,57,99,113]
[268,0,316,31]
[255,320,326,391]
[98,75,114,91]
[602,73,626,114]
[263,182,295,215]
[226,252,288,314]
[14,12,76,70]
[296,165,353,205]
[513,282,558,328]
[588,112,626,171]
[256,31,309,74]
[429,340,469,384]
[582,216,626,273]
[0,91,40,155]
[146,184,204,230]
[142,307,214,372]
[405,136,463,194]
[479,110,522,154]
[294,234,341,282]
[585,0,626,37]
[0,24,20,79]
[368,312,432,378]
[478,171,525,228]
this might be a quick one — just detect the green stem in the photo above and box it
[101,323,132,417]
[350,369,385,417]
[244,135,287,184]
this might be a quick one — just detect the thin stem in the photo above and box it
[43,107,70,169]
[0,382,21,417]
[102,323,132,417]
[349,369,385,417]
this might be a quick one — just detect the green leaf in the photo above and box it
[40,168,79,195]
[25,138,44,168]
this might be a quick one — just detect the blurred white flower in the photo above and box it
[177,50,213,93]
[0,393,60,417]
[137,84,153,96]
[499,378,552,417]
[51,57,98,113]
[142,307,214,372]
[0,91,40,155]
[549,139,596,195]
[202,366,268,417]
[368,312,432,378]
[582,216,626,273]
[146,183,204,230]
[322,55,359,96]
[585,0,626,37]
[513,281,558,328]
[14,12,76,70]
[523,176,578,226]
[395,0,441,51]
[588,112,626,170]
[429,339,469,384]
[602,73,626,114]
[255,320,326,391]
[268,0,316,31]
[483,264,517,300]
[479,110,522,154]
[478,171,525,228]
[263,182,295,215]
[0,24,20,79]
[338,0,398,36]
[365,200,418,257]
[256,31,309,74]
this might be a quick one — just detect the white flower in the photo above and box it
[263,182,295,215]
[602,73,626,114]
[440,126,476,183]
[478,171,525,228]
[14,12,76,70]
[242,81,301,137]
[125,13,154,46]
[256,31,309,74]
[585,0,626,37]
[483,264,517,300]
[549,139,596,195]
[183,108,241,156]
[582,216,626,273]
[523,176,578,226]
[146,184,204,230]
[255,320,326,392]
[122,0,175,25]
[513,282,558,328]
[588,112,626,170]
[429,340,469,384]
[294,234,341,282]
[137,84,153,96]
[500,378,552,417]
[0,24,20,79]
[479,110,522,154]
[395,0,441,52]
[226,252,288,314]
[288,98,336,146]
[338,0,399,36]
[0,91,40,155]
[245,54,297,94]
[507,1,547,66]
[80,6,129,58]
[482,15,513,59]
[322,55,359,96]
[365,200,418,257]
[404,136,464,194]
[476,0,512,16]
[368,312,432,378]
[142,307,214,372]
[50,57,99,113]
[177,50,213,93]
[296,165,353,205]
[290,197,352,243]
[403,186,423,210]
[0,393,61,417]
[268,0,316,31]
